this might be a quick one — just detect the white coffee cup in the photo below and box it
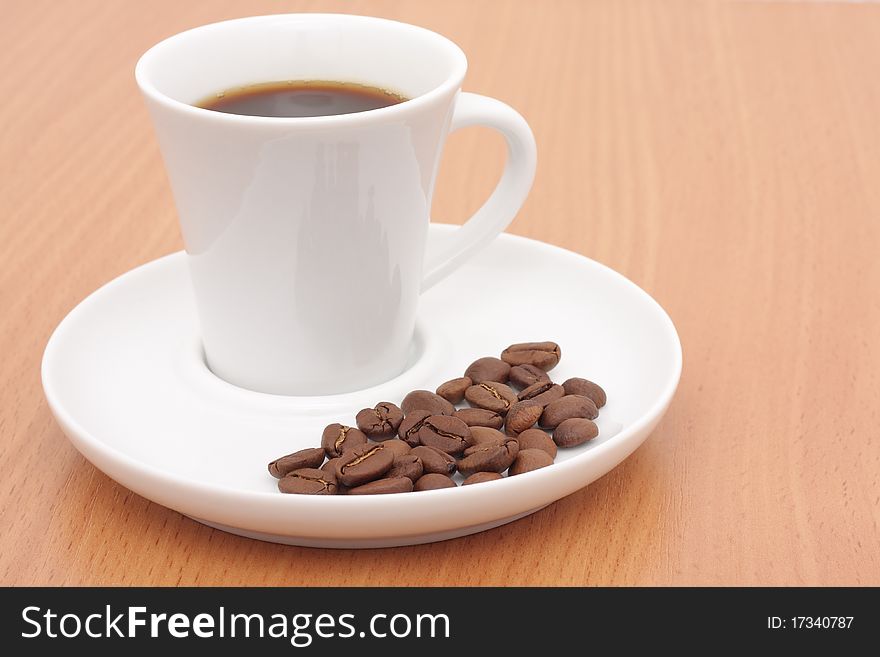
[136,14,535,395]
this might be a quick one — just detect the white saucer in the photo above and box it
[42,225,681,548]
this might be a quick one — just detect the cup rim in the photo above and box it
[135,13,468,125]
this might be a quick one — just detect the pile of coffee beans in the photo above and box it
[268,341,606,495]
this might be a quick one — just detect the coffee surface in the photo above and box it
[197,80,407,117]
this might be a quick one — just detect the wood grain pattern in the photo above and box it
[2,0,879,586]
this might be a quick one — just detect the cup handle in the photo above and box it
[421,92,537,292]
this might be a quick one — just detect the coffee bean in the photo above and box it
[355,402,404,441]
[458,438,519,476]
[516,428,558,458]
[553,418,599,447]
[508,448,554,475]
[464,357,511,384]
[463,434,518,457]
[540,395,599,429]
[385,454,424,482]
[436,376,472,404]
[464,381,518,414]
[266,342,608,496]
[278,468,338,495]
[454,408,504,429]
[508,364,551,389]
[335,443,394,487]
[417,415,472,455]
[268,447,325,478]
[397,410,431,446]
[411,446,457,476]
[413,473,457,491]
[518,381,565,407]
[501,341,561,371]
[348,476,414,495]
[562,377,607,408]
[468,426,508,445]
[321,457,342,475]
[504,401,543,436]
[463,472,504,486]
[380,439,412,459]
[401,390,455,416]
[320,423,368,458]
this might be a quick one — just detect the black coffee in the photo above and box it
[197,80,408,117]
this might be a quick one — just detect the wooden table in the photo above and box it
[2,0,879,586]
